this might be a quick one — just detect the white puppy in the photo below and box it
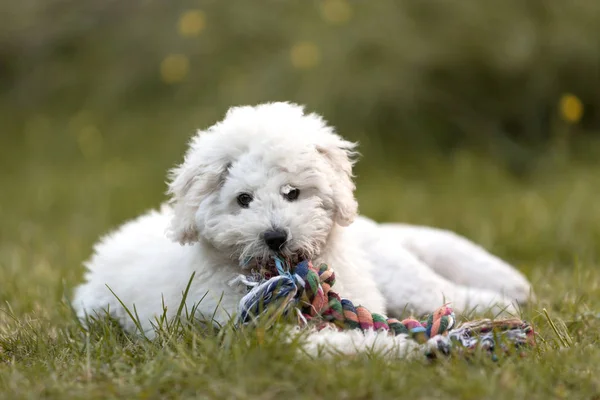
[73,102,532,355]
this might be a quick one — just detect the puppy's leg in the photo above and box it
[349,216,532,305]
[376,223,533,304]
[374,242,516,316]
[349,218,517,316]
[296,327,422,359]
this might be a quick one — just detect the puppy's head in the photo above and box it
[167,102,358,267]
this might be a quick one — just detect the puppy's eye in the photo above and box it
[283,188,300,202]
[237,193,253,208]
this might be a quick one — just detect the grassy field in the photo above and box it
[2,1,600,397]
[1,114,600,399]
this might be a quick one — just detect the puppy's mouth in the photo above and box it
[241,252,308,278]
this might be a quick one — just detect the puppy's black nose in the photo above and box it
[263,229,287,252]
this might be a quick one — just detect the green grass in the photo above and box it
[1,125,600,399]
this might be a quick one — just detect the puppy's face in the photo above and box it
[167,102,358,268]
[197,149,337,266]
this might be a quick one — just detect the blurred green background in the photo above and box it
[3,0,600,165]
[3,3,600,396]
[2,0,600,309]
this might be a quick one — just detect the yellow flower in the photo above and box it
[290,42,320,70]
[160,54,190,84]
[320,0,352,25]
[178,10,206,37]
[559,93,583,124]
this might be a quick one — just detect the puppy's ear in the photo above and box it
[316,138,359,227]
[167,133,230,244]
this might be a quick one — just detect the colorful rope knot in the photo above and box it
[237,258,535,358]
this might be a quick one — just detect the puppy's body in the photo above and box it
[73,102,532,352]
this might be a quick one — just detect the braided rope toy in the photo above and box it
[236,258,535,358]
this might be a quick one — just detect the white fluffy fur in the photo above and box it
[73,102,533,356]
